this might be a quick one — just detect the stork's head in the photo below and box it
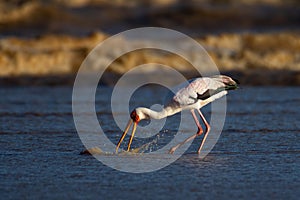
[115,108,150,153]
[130,107,150,122]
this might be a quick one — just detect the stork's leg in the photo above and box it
[197,109,211,154]
[169,110,203,154]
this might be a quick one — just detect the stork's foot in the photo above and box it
[168,146,178,154]
[169,133,199,154]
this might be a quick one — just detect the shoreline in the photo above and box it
[1,69,299,86]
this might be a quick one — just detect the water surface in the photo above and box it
[0,86,299,199]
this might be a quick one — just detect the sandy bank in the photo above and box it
[0,31,299,85]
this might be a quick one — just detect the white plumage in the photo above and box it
[116,75,239,154]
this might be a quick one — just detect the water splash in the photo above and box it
[80,134,162,155]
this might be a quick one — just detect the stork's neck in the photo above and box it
[138,106,178,120]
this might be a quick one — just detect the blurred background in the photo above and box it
[0,0,300,85]
[1,1,300,199]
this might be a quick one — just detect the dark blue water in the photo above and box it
[1,86,299,199]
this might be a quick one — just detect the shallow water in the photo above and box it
[0,86,299,199]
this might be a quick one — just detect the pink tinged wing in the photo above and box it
[173,78,209,106]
